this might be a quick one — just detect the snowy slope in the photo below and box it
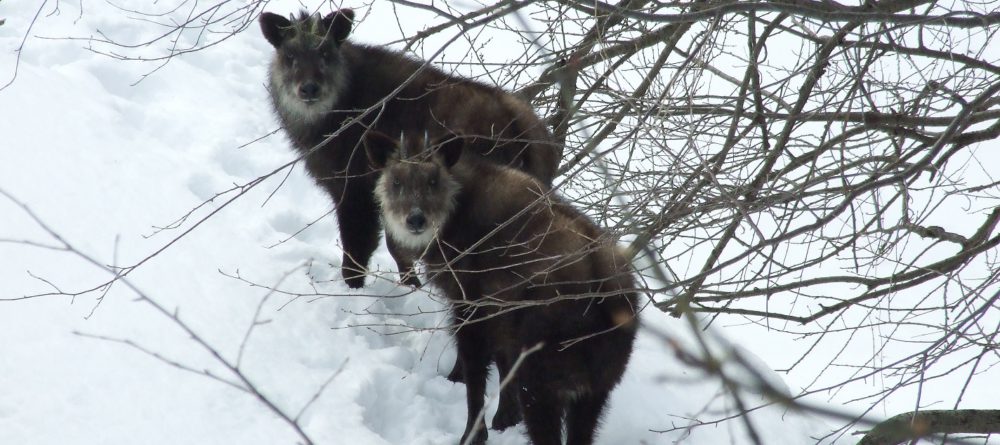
[0,2,835,444]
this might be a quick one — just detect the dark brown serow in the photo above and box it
[369,134,638,445]
[259,8,560,289]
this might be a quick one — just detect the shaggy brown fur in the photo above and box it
[370,136,638,445]
[260,9,560,289]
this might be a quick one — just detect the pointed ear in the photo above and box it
[260,12,292,48]
[365,130,398,169]
[436,137,464,169]
[322,9,354,44]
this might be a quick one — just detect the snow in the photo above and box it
[1,2,835,444]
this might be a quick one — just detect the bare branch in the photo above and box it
[858,410,1000,445]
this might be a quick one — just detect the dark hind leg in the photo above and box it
[519,378,563,445]
[385,236,421,287]
[565,390,611,445]
[491,352,522,430]
[456,329,491,445]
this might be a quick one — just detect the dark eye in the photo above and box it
[392,179,401,187]
[428,178,437,187]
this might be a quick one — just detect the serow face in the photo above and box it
[378,159,460,250]
[260,10,353,116]
[274,37,341,103]
[370,134,464,250]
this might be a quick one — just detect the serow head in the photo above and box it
[367,132,464,250]
[260,9,353,105]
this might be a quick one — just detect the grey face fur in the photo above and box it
[372,136,463,251]
[260,10,353,125]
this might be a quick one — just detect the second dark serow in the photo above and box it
[369,134,638,445]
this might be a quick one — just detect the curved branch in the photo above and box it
[858,409,1000,445]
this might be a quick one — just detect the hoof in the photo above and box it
[491,400,522,430]
[459,426,487,445]
[343,267,366,289]
[446,359,463,383]
[400,273,422,288]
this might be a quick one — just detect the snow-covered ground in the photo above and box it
[1,2,836,444]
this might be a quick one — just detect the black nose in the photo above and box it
[406,212,427,232]
[298,82,320,99]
